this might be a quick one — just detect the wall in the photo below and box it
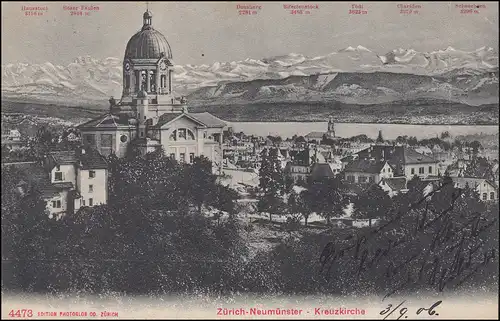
[379,163,395,179]
[77,168,108,207]
[475,182,498,201]
[45,190,69,215]
[345,171,379,184]
[51,164,76,184]
[404,162,438,179]
[81,129,135,158]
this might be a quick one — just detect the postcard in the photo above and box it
[1,1,498,319]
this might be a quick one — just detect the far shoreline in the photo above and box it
[1,98,499,126]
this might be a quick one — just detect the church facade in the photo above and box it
[77,9,226,172]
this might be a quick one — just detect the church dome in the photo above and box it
[124,10,173,60]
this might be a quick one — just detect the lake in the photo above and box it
[228,122,500,140]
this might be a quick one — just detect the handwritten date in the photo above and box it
[380,300,442,319]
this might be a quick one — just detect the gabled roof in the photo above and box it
[189,112,227,128]
[77,113,134,129]
[78,148,108,169]
[380,177,407,191]
[310,163,335,180]
[152,112,207,129]
[48,150,78,165]
[305,131,325,139]
[356,145,437,166]
[403,148,437,164]
[451,177,497,189]
[344,159,391,174]
[153,113,184,128]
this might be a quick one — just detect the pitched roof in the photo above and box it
[356,145,437,166]
[344,159,390,174]
[153,113,183,128]
[305,131,325,139]
[77,113,134,129]
[380,177,407,191]
[403,148,436,164]
[451,177,496,189]
[48,150,78,165]
[189,112,227,128]
[79,148,108,169]
[310,163,335,180]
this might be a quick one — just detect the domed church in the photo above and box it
[77,9,226,172]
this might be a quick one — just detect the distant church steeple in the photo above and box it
[327,116,335,138]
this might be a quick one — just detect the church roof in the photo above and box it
[124,11,172,60]
[305,131,326,139]
[153,112,227,129]
[189,112,227,128]
[77,114,134,129]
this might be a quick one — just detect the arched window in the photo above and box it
[170,128,195,141]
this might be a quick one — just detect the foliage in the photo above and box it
[352,184,392,227]
[463,156,495,180]
[257,148,285,222]
[307,176,348,225]
[287,189,313,226]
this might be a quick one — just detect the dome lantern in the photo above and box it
[142,10,152,29]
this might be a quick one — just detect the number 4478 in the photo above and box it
[8,309,33,317]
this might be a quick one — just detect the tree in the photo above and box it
[295,136,306,144]
[288,189,313,226]
[308,176,348,225]
[440,131,450,140]
[184,156,217,214]
[208,184,239,215]
[352,184,392,228]
[376,130,384,144]
[258,148,285,222]
[464,156,495,180]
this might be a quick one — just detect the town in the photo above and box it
[1,6,498,299]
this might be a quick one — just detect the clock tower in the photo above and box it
[116,9,185,122]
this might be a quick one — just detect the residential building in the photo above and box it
[451,177,498,202]
[379,177,408,197]
[7,148,109,218]
[344,159,394,184]
[356,145,439,180]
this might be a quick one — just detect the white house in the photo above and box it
[344,159,395,184]
[451,177,498,202]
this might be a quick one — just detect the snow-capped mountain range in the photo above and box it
[2,46,498,106]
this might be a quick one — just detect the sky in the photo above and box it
[1,1,498,66]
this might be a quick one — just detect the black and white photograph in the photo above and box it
[1,1,498,319]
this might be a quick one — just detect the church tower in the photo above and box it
[118,9,186,123]
[327,116,335,138]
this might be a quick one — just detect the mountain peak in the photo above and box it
[339,45,372,53]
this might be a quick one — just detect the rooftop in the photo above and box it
[310,163,335,180]
[344,159,390,174]
[78,148,109,169]
[380,177,407,191]
[77,113,134,129]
